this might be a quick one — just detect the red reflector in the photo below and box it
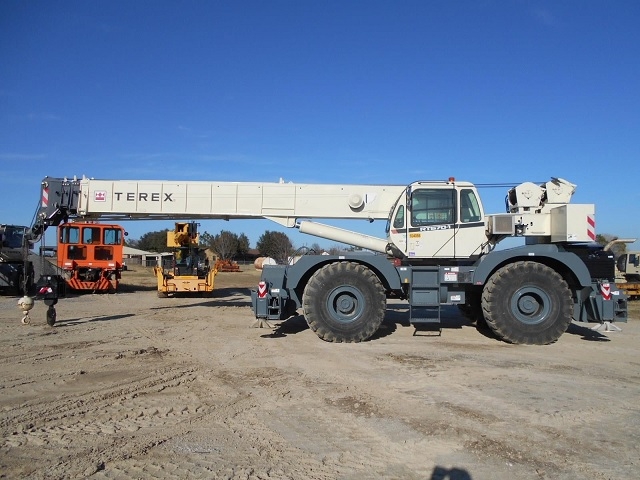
[257,281,267,298]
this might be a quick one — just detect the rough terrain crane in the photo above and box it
[617,251,640,282]
[616,252,640,299]
[24,175,627,343]
[605,239,640,299]
[153,221,217,297]
[1,224,34,294]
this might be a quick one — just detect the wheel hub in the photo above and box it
[510,286,551,325]
[327,286,364,323]
[337,295,356,315]
[518,296,539,314]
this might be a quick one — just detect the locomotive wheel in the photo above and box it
[481,261,572,345]
[302,261,386,343]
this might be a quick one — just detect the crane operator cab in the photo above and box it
[386,179,488,260]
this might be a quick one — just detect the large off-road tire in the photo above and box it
[481,261,572,345]
[458,287,485,326]
[302,262,386,343]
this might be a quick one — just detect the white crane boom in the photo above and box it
[32,175,595,258]
[76,178,407,227]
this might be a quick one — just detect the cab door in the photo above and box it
[387,186,486,259]
[454,188,487,258]
[407,187,457,258]
[388,186,456,258]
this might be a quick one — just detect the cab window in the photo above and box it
[460,189,481,223]
[82,227,101,244]
[393,205,405,229]
[103,228,122,245]
[411,190,455,226]
[60,226,80,244]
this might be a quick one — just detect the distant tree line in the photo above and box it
[127,228,632,265]
[126,229,169,253]
[126,227,352,264]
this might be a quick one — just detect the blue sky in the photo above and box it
[1,1,639,251]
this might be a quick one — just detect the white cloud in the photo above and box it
[0,153,47,161]
[177,124,212,139]
[532,7,558,27]
[25,113,62,121]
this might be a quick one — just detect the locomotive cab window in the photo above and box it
[103,228,123,245]
[82,227,102,244]
[59,226,80,244]
[67,245,86,260]
[94,246,113,260]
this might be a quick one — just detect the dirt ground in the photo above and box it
[1,266,639,480]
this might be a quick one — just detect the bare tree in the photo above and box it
[201,230,242,260]
[328,244,347,255]
[216,230,240,260]
[256,231,294,264]
[308,242,323,254]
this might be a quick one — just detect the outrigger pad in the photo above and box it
[251,318,274,329]
[590,321,622,333]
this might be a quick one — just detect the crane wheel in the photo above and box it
[458,287,485,326]
[302,261,386,343]
[481,261,572,345]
